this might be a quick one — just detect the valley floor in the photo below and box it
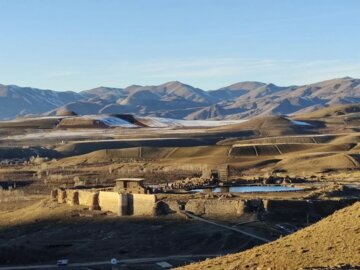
[1,111,360,269]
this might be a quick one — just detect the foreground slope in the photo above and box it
[177,202,360,270]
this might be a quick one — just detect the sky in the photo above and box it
[0,0,360,91]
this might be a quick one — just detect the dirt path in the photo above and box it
[345,154,359,168]
[182,211,271,243]
[0,254,221,270]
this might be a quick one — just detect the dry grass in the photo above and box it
[217,118,300,137]
[274,153,358,174]
[295,104,360,120]
[176,202,360,270]
[0,189,25,203]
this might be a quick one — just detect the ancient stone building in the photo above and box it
[113,178,148,194]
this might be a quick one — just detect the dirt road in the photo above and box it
[0,254,220,270]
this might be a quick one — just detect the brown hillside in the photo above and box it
[177,202,360,270]
[295,104,360,119]
[213,116,313,136]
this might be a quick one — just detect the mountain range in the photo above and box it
[1,77,360,120]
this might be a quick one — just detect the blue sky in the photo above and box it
[0,0,360,91]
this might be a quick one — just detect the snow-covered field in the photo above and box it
[137,117,248,128]
[4,116,64,122]
[1,117,247,141]
[3,129,109,140]
[81,115,138,128]
[70,115,248,128]
[2,114,248,128]
[291,120,312,126]
[2,114,315,130]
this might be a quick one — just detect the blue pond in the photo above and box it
[194,185,302,193]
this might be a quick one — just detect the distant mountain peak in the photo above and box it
[217,81,266,91]
[160,81,193,89]
[125,84,142,90]
[1,77,360,120]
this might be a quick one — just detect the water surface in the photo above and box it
[194,185,302,193]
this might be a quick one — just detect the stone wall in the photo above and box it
[128,194,157,216]
[66,190,79,206]
[185,199,206,215]
[57,189,66,203]
[52,189,356,220]
[78,190,99,210]
[98,191,128,216]
[50,189,58,200]
[185,199,246,216]
[160,200,181,214]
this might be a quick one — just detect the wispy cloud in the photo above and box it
[36,57,360,90]
[44,70,81,79]
[109,57,360,87]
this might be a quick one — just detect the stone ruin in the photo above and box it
[113,178,150,194]
[51,188,158,216]
[50,177,357,221]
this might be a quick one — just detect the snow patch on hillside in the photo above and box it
[291,120,312,126]
[139,117,248,128]
[3,114,248,128]
[81,115,138,127]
